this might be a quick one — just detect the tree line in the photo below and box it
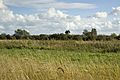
[0,28,120,41]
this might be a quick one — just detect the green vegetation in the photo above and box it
[0,28,120,40]
[0,40,120,80]
[0,40,120,53]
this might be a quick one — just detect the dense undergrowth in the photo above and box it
[0,40,120,53]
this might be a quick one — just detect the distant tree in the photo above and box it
[82,28,97,41]
[65,30,70,35]
[72,35,82,40]
[91,28,97,40]
[39,34,49,40]
[59,33,68,40]
[49,34,61,40]
[96,35,107,41]
[91,28,97,36]
[86,32,92,40]
[11,36,16,40]
[0,33,7,39]
[111,33,117,38]
[116,34,120,40]
[6,34,12,39]
[83,29,88,36]
[30,35,39,40]
[14,29,30,39]
[82,29,89,41]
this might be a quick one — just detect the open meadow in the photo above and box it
[0,40,120,80]
[0,0,120,79]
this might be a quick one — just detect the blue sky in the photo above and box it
[7,0,120,17]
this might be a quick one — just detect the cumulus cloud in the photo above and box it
[95,12,108,18]
[0,0,119,34]
[4,0,96,9]
[0,0,6,9]
[44,2,96,9]
[112,7,120,16]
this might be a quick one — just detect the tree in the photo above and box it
[111,33,117,38]
[65,30,70,35]
[6,34,12,39]
[39,34,49,40]
[82,29,89,41]
[83,29,88,36]
[0,33,7,39]
[91,28,97,36]
[72,35,82,40]
[91,28,97,40]
[116,34,120,40]
[14,29,30,39]
[82,28,97,41]
[96,35,107,41]
[59,33,68,40]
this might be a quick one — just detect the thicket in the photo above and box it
[0,28,120,41]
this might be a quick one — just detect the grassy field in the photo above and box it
[0,40,120,80]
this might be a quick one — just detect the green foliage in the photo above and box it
[0,33,7,39]
[111,33,117,37]
[0,28,119,41]
[14,29,30,39]
[65,30,70,35]
[110,33,117,40]
[116,34,120,40]
[83,28,97,40]
[91,28,97,40]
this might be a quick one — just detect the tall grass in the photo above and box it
[0,49,120,80]
[0,40,120,53]
[0,40,120,80]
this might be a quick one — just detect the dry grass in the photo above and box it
[0,40,120,80]
[0,48,120,80]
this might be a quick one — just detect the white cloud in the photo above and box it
[0,0,6,9]
[47,8,68,18]
[95,12,108,18]
[4,0,96,9]
[4,0,55,6]
[0,0,119,34]
[45,2,96,9]
[112,7,120,16]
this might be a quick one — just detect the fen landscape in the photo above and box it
[0,0,120,80]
